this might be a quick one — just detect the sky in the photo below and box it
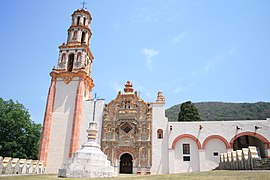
[0,0,270,124]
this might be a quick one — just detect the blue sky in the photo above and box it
[0,0,270,124]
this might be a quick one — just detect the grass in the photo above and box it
[0,170,270,180]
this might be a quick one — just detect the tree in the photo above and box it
[0,98,42,159]
[178,101,201,121]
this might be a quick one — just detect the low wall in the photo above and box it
[218,146,265,170]
[0,157,45,175]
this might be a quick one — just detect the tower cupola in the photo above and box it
[54,5,94,78]
[67,9,92,46]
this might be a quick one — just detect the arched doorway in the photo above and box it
[120,153,133,174]
[232,135,265,157]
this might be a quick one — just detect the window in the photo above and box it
[213,152,219,156]
[183,156,190,161]
[183,144,190,154]
[121,122,132,134]
[157,129,163,139]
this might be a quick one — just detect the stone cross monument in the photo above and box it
[58,121,116,178]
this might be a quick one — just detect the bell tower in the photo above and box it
[39,5,95,173]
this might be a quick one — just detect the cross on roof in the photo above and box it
[81,1,87,9]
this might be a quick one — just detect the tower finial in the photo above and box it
[81,1,87,9]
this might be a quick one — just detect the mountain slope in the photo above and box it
[165,102,270,121]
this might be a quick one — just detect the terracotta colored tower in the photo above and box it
[39,6,95,173]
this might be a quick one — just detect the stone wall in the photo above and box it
[0,157,45,175]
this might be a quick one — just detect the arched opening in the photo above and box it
[81,32,86,44]
[232,135,265,158]
[77,52,81,62]
[76,16,80,26]
[120,153,133,174]
[72,31,78,40]
[172,135,200,172]
[67,53,74,72]
[61,53,66,63]
[157,129,163,139]
[83,17,86,26]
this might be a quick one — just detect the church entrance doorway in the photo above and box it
[120,153,133,174]
[232,135,265,158]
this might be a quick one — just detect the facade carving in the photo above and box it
[101,81,152,172]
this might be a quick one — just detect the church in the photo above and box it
[39,6,270,175]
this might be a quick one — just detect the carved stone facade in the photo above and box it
[101,81,152,174]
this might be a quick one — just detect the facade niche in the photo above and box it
[157,129,163,139]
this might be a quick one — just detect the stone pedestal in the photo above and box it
[25,160,33,174]
[58,122,117,178]
[11,158,19,174]
[18,159,27,174]
[2,157,12,174]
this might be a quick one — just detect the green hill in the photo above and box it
[165,102,270,121]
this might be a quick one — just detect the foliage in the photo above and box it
[177,101,201,121]
[0,98,42,159]
[166,102,270,122]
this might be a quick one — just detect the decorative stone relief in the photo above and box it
[101,81,152,174]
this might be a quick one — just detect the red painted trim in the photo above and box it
[229,132,270,148]
[38,77,56,166]
[69,78,84,157]
[171,134,202,149]
[202,135,230,149]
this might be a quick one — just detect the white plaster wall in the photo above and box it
[151,103,169,175]
[174,137,200,172]
[80,100,105,147]
[168,120,270,150]
[168,119,270,173]
[203,139,227,171]
[46,77,79,173]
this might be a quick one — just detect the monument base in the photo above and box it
[58,122,117,178]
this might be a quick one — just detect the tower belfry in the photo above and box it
[39,5,96,173]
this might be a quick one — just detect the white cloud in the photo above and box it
[142,48,159,71]
[110,80,122,93]
[171,32,186,45]
[192,55,223,77]
[174,83,194,94]
[130,7,161,24]
[204,56,223,72]
[142,48,159,59]
[174,86,183,93]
